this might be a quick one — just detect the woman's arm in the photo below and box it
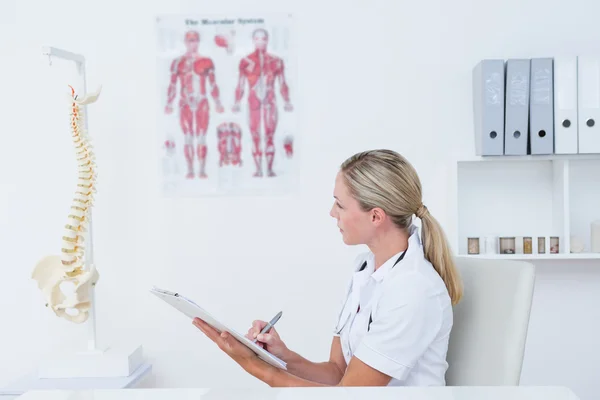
[246,320,346,385]
[246,352,392,387]
[194,317,392,387]
[281,337,346,385]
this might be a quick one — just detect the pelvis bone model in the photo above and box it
[32,85,102,324]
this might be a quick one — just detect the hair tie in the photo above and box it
[415,203,428,219]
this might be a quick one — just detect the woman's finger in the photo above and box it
[193,318,220,342]
[257,333,274,345]
[252,320,267,332]
[248,327,260,340]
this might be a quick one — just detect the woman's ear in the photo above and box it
[371,207,385,225]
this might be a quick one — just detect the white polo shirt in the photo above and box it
[333,224,453,386]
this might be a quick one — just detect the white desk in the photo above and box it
[13,386,579,400]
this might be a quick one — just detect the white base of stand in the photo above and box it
[38,343,145,379]
[0,363,151,397]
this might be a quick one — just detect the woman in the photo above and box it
[193,149,463,387]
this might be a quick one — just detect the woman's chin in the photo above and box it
[341,233,354,245]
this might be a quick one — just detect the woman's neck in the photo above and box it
[368,226,409,270]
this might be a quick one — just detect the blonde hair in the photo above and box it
[340,149,463,305]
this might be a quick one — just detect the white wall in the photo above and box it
[1,0,599,399]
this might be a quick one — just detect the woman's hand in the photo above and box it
[245,320,290,360]
[193,318,258,369]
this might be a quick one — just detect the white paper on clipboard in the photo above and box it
[150,286,287,370]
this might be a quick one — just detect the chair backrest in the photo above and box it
[445,256,536,385]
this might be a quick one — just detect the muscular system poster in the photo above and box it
[156,14,297,196]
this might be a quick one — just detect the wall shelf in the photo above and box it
[454,155,600,261]
[458,253,600,260]
[458,154,600,162]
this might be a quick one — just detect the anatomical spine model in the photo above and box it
[32,85,102,324]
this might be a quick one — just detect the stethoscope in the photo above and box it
[334,250,407,336]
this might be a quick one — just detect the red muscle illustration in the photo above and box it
[214,35,228,48]
[232,28,293,177]
[283,135,293,158]
[165,30,224,179]
[164,139,175,152]
[214,30,235,54]
[217,122,242,167]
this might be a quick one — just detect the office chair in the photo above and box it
[445,256,536,385]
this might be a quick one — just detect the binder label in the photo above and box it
[485,73,503,105]
[532,68,552,105]
[509,73,529,106]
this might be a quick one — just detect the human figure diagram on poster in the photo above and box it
[156,15,297,196]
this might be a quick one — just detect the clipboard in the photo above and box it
[150,286,287,370]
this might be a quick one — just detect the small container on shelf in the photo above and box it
[467,237,480,254]
[484,236,498,254]
[550,236,560,254]
[499,237,516,254]
[591,220,600,253]
[570,235,585,253]
[523,237,533,254]
[537,237,546,254]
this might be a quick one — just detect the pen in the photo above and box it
[253,311,283,343]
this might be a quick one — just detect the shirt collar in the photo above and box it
[369,224,421,282]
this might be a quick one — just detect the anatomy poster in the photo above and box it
[156,14,297,196]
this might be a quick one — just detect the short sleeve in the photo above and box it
[353,290,442,381]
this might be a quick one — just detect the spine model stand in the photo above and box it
[32,85,102,324]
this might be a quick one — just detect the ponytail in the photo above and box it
[418,206,463,305]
